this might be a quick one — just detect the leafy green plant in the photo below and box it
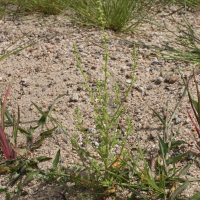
[66,0,155,32]
[180,68,200,151]
[125,74,200,200]
[0,86,17,160]
[0,87,59,199]
[70,23,136,199]
[1,0,68,15]
[39,2,137,198]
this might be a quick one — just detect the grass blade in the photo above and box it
[170,181,189,200]
[40,127,57,136]
[53,149,60,170]
[166,153,188,165]
[191,192,200,200]
[23,170,40,185]
[151,108,166,127]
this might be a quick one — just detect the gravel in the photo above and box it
[0,4,200,200]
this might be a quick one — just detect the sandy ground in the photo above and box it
[0,4,200,200]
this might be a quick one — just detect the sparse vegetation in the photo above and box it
[1,0,200,199]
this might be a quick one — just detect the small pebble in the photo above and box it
[137,87,144,93]
[126,79,132,84]
[69,94,79,102]
[147,84,153,90]
[169,76,179,84]
[55,128,62,134]
[126,63,132,67]
[155,77,163,85]
[188,152,194,160]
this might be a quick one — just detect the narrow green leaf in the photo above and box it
[31,102,48,118]
[18,128,32,139]
[6,193,10,200]
[170,181,189,200]
[0,188,7,193]
[191,192,200,200]
[23,170,40,185]
[46,94,66,124]
[179,160,193,177]
[32,135,45,150]
[4,108,13,124]
[40,127,57,136]
[37,116,46,127]
[37,156,52,162]
[151,108,166,127]
[53,149,60,170]
[171,140,185,147]
[167,153,188,165]
[157,134,168,153]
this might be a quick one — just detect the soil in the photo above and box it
[0,4,200,200]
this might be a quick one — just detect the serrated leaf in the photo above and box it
[191,192,200,200]
[37,156,52,162]
[23,170,40,185]
[170,181,189,200]
[40,127,57,136]
[53,149,60,170]
[151,108,166,127]
[166,153,188,165]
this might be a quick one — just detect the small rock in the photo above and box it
[147,84,153,90]
[169,76,179,84]
[67,90,72,95]
[164,76,170,83]
[149,131,157,140]
[91,66,97,70]
[89,77,94,83]
[22,82,30,87]
[94,142,99,148]
[126,79,132,84]
[145,68,150,72]
[30,105,34,110]
[121,67,126,72]
[21,78,27,82]
[188,152,194,160]
[126,63,132,67]
[175,118,182,124]
[137,87,144,93]
[110,56,117,60]
[151,61,158,65]
[125,97,130,102]
[69,94,79,102]
[63,138,68,144]
[55,128,62,134]
[155,77,163,85]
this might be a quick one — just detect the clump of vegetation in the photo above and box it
[65,0,155,32]
[0,86,58,198]
[1,0,200,199]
